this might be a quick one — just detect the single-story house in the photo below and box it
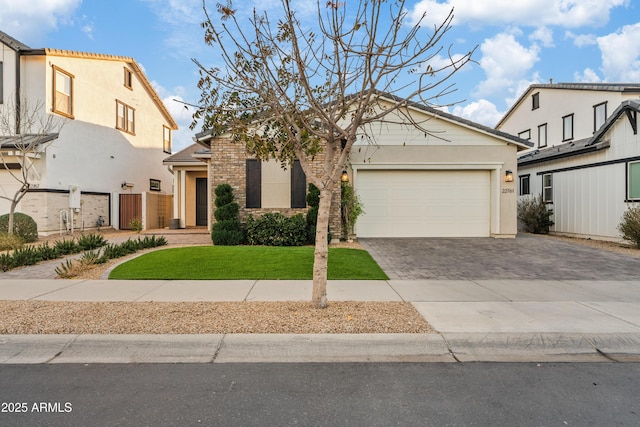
[165,93,532,238]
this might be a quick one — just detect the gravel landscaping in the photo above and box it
[0,301,433,334]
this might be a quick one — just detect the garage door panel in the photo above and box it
[356,170,490,237]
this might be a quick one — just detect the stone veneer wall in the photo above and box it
[209,138,341,237]
[20,190,110,235]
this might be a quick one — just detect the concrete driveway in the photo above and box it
[360,234,640,280]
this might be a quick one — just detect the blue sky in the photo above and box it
[2,0,639,152]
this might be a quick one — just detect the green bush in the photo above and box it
[36,242,59,261]
[305,183,332,243]
[517,194,554,234]
[212,184,243,245]
[0,213,38,243]
[77,233,107,250]
[245,212,308,246]
[54,238,79,256]
[618,205,640,248]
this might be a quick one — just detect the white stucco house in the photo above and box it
[0,31,178,234]
[166,92,532,238]
[496,83,640,240]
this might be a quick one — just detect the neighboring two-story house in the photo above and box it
[496,83,640,240]
[0,31,177,234]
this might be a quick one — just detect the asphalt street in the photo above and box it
[1,363,639,426]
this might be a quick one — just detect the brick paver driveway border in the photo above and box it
[360,234,640,280]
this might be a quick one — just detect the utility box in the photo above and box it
[69,185,81,209]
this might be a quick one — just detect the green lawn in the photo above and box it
[108,246,389,280]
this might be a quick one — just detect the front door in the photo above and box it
[196,178,208,226]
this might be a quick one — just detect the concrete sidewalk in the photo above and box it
[1,278,640,363]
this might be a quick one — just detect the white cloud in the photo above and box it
[408,0,628,29]
[597,22,640,81]
[0,0,81,44]
[529,27,554,47]
[452,99,504,127]
[574,68,602,82]
[474,32,540,100]
[565,31,598,47]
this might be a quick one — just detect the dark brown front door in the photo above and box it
[196,178,208,226]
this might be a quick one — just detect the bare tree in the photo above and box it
[0,96,63,235]
[193,0,474,308]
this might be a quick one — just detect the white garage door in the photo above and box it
[356,170,491,237]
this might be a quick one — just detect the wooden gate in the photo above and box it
[119,193,142,230]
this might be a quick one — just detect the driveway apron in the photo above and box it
[360,235,640,280]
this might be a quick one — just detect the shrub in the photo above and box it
[0,232,24,251]
[517,194,554,234]
[245,212,308,246]
[36,242,59,261]
[618,205,640,248]
[305,184,332,244]
[77,233,107,250]
[212,184,243,245]
[129,217,143,233]
[10,246,42,267]
[340,181,364,240]
[0,213,38,243]
[54,238,79,256]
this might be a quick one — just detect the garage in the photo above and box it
[355,169,491,238]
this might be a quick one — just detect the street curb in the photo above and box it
[2,333,640,364]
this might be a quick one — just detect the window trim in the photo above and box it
[532,92,540,110]
[593,101,607,133]
[163,125,172,154]
[52,65,74,119]
[518,129,531,141]
[542,173,553,203]
[124,68,133,90]
[562,114,574,141]
[626,161,640,201]
[116,100,135,135]
[537,123,548,148]
[519,174,530,196]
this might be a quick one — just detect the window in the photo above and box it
[116,100,135,134]
[124,68,133,89]
[0,61,3,104]
[246,159,306,208]
[518,129,531,141]
[150,179,161,191]
[594,102,607,133]
[542,174,553,203]
[532,92,540,110]
[562,114,573,141]
[163,126,172,154]
[519,175,530,196]
[628,162,640,201]
[538,123,547,148]
[53,65,74,118]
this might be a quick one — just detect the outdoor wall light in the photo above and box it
[341,170,349,182]
[505,170,514,182]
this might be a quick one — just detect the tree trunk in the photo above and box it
[312,188,332,308]
[7,201,18,236]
